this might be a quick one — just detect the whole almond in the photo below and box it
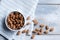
[26,16,30,20]
[44,30,48,34]
[49,27,54,32]
[40,24,44,28]
[26,22,31,25]
[22,30,27,33]
[17,31,20,35]
[37,32,42,35]
[45,25,49,30]
[32,19,38,25]
[35,28,40,31]
[31,34,35,39]
[32,30,36,33]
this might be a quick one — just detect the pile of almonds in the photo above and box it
[16,16,54,39]
[7,11,25,30]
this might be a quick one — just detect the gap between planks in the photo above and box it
[38,3,60,5]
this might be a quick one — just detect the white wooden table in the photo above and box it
[0,0,60,40]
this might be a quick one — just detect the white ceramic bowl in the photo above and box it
[5,11,25,31]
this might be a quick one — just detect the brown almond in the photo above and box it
[32,19,38,25]
[45,25,49,30]
[26,30,29,35]
[26,22,31,25]
[44,30,48,34]
[26,30,29,34]
[26,16,30,20]
[35,28,40,31]
[16,31,20,35]
[39,28,43,32]
[13,22,16,25]
[32,30,36,33]
[12,15,15,19]
[15,15,18,19]
[10,12,14,16]
[49,27,54,32]
[22,30,27,33]
[13,25,16,29]
[31,34,35,39]
[40,24,44,28]
[37,32,42,35]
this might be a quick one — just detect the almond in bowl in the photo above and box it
[5,11,25,31]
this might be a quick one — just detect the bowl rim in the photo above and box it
[5,11,25,31]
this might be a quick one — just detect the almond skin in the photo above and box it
[44,30,48,34]
[26,16,30,20]
[17,31,20,35]
[45,25,49,30]
[32,19,38,25]
[40,24,44,28]
[31,34,35,39]
[49,27,54,32]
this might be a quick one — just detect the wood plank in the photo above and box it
[38,0,60,4]
[34,35,60,40]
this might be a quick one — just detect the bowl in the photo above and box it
[5,11,25,31]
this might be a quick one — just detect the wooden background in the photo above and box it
[0,0,60,40]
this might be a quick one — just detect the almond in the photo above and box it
[49,27,54,32]
[26,16,30,20]
[32,19,38,25]
[31,34,35,39]
[40,24,44,28]
[17,31,20,35]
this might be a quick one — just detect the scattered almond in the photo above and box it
[35,28,40,31]
[44,30,48,34]
[49,27,54,32]
[26,30,29,34]
[17,31,20,35]
[22,30,27,33]
[26,16,30,20]
[40,24,44,28]
[37,32,42,35]
[26,22,31,25]
[39,28,43,32]
[32,30,36,33]
[32,19,38,25]
[31,34,35,39]
[45,25,49,30]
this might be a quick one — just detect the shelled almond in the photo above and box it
[17,31,20,35]
[26,30,29,35]
[39,24,44,28]
[35,28,40,31]
[32,30,36,33]
[32,19,38,25]
[26,22,31,25]
[45,25,49,30]
[26,16,30,20]
[49,27,54,32]
[44,30,48,34]
[22,30,27,33]
[31,34,35,39]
